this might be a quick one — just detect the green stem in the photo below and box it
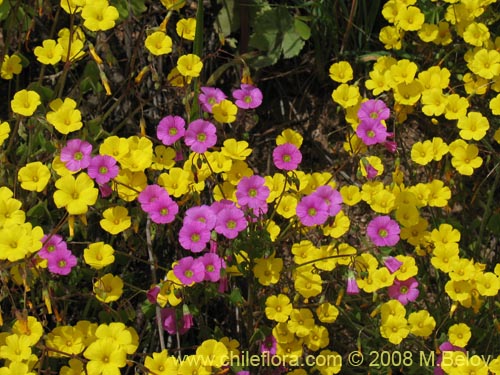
[476,161,500,253]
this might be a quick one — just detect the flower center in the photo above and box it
[191,233,200,242]
[227,220,236,229]
[207,265,214,272]
[197,133,206,142]
[308,208,317,217]
[185,270,193,278]
[169,127,178,135]
[58,260,67,268]
[282,154,291,162]
[244,95,252,103]
[249,188,257,197]
[160,208,169,216]
[367,130,375,138]
[99,166,108,175]
[378,229,388,238]
[74,151,83,161]
[400,286,408,294]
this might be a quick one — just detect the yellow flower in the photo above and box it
[34,39,63,65]
[287,308,315,337]
[276,128,303,148]
[161,0,185,10]
[212,99,238,123]
[449,139,483,176]
[463,22,490,47]
[0,121,10,147]
[0,333,32,362]
[408,310,436,338]
[418,23,438,42]
[100,206,131,234]
[11,89,41,116]
[379,25,403,50]
[444,94,469,120]
[265,294,293,322]
[81,0,119,32]
[53,172,99,215]
[1,54,22,80]
[328,61,353,83]
[177,54,203,78]
[60,0,86,14]
[58,27,86,62]
[94,273,124,303]
[145,31,173,56]
[448,323,471,347]
[457,111,489,141]
[84,242,115,269]
[145,350,179,375]
[253,255,283,286]
[84,337,127,373]
[12,316,44,346]
[196,339,229,368]
[380,315,410,344]
[476,272,500,296]
[176,18,196,40]
[304,325,329,351]
[18,162,51,192]
[421,88,447,117]
[411,140,434,165]
[221,139,252,160]
[395,6,424,31]
[46,98,83,134]
[469,49,500,79]
[294,267,322,298]
[331,83,360,108]
[316,302,339,323]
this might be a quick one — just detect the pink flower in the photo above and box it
[260,335,277,356]
[178,221,211,252]
[147,285,160,304]
[148,195,179,224]
[161,308,189,335]
[60,139,92,171]
[138,184,168,213]
[358,99,390,123]
[157,115,186,145]
[356,120,389,146]
[200,253,226,282]
[236,175,270,212]
[312,185,343,217]
[39,234,67,259]
[184,205,216,230]
[215,205,247,239]
[47,248,77,276]
[384,256,403,273]
[346,271,360,295]
[272,143,302,171]
[366,215,400,247]
[198,87,227,113]
[388,277,419,305]
[232,84,263,109]
[184,119,217,153]
[173,256,205,285]
[296,194,329,226]
[434,342,466,375]
[87,155,119,184]
[182,304,194,330]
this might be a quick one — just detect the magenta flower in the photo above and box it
[366,215,400,247]
[388,277,419,305]
[198,87,227,113]
[434,342,466,375]
[161,308,188,335]
[358,99,390,123]
[232,84,263,109]
[384,256,403,273]
[356,120,389,146]
[312,185,343,217]
[215,205,247,239]
[178,221,211,252]
[39,234,67,259]
[260,335,277,356]
[184,119,217,153]
[157,115,186,145]
[346,271,360,295]
[236,175,270,212]
[296,194,329,226]
[148,195,179,224]
[60,139,92,171]
[272,143,302,171]
[47,248,77,276]
[147,285,160,304]
[138,184,168,212]
[182,304,194,330]
[200,253,226,282]
[173,256,205,285]
[184,205,216,230]
[87,155,119,184]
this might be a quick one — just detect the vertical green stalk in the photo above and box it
[476,162,500,253]
[190,1,204,120]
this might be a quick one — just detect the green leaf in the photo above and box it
[294,18,311,40]
[282,30,305,59]
[216,0,239,37]
[0,0,10,21]
[229,287,244,306]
